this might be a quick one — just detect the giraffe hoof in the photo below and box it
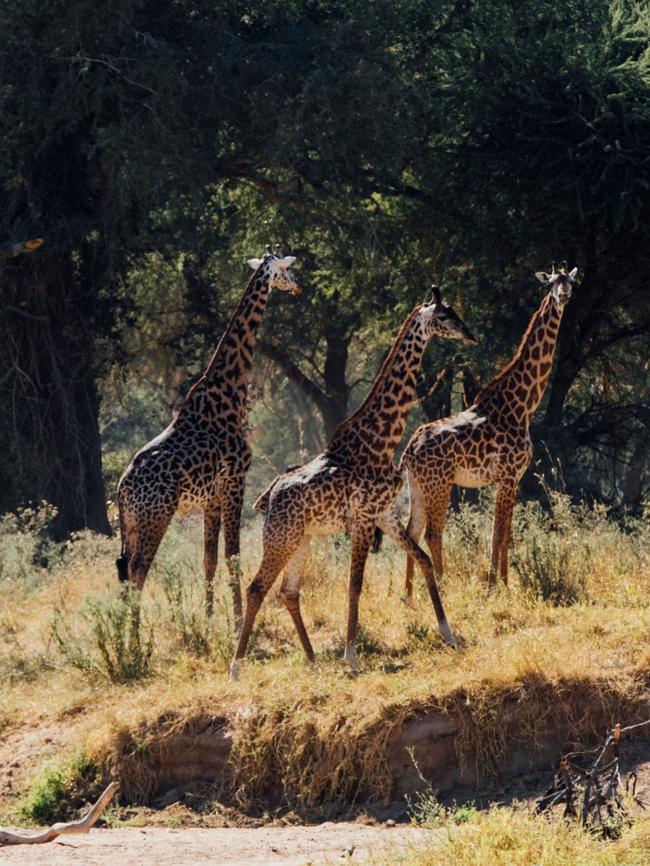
[229,659,241,682]
[439,621,456,648]
[343,647,359,672]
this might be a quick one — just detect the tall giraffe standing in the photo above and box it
[230,288,477,678]
[116,250,300,622]
[401,264,578,591]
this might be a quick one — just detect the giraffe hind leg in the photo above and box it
[230,539,296,680]
[279,537,315,663]
[203,508,221,618]
[378,508,455,646]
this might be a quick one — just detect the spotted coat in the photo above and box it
[116,252,300,622]
[401,267,578,590]
[231,292,478,677]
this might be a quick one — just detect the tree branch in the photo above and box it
[0,782,117,846]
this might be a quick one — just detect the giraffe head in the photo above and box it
[246,249,301,296]
[534,262,578,306]
[417,285,478,344]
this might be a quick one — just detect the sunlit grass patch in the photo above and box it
[368,806,650,866]
[0,498,648,820]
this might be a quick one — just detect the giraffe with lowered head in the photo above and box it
[230,286,477,678]
[116,250,301,622]
[401,263,578,592]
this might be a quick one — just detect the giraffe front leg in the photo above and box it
[490,482,517,586]
[203,507,221,617]
[404,470,427,603]
[279,537,315,663]
[378,509,455,647]
[344,523,375,671]
[128,507,175,591]
[221,478,245,631]
[424,483,452,580]
[498,483,517,585]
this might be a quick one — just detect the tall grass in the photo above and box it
[0,498,649,820]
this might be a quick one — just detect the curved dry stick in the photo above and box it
[0,781,117,846]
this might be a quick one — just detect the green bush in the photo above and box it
[52,588,153,684]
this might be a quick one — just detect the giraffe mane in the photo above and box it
[473,292,550,402]
[326,305,421,447]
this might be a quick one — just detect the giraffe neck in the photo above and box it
[475,291,564,423]
[327,308,428,462]
[182,269,271,421]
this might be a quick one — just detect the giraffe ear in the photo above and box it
[277,255,296,268]
[535,271,551,285]
[247,258,263,270]
[568,267,578,280]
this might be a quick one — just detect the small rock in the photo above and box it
[385,819,396,827]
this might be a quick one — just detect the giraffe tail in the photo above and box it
[115,495,130,583]
[253,486,273,514]
[371,527,383,554]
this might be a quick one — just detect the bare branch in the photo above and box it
[0,782,117,846]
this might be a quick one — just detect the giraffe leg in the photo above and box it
[404,470,427,602]
[497,484,517,585]
[424,483,452,580]
[203,507,221,618]
[128,509,175,591]
[378,509,454,646]
[230,541,296,681]
[279,537,315,663]
[344,523,375,671]
[490,482,517,586]
[221,477,245,631]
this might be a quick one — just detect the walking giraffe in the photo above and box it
[401,264,578,593]
[116,250,301,622]
[230,287,477,678]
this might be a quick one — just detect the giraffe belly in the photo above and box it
[452,466,494,489]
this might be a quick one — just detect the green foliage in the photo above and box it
[52,589,154,684]
[512,497,589,605]
[21,768,67,824]
[2,0,650,533]
[0,503,63,590]
[20,754,99,825]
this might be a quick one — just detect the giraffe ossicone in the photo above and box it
[116,249,301,625]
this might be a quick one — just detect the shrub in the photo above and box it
[52,588,153,683]
[0,502,63,590]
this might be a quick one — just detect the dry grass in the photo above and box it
[367,806,650,866]
[0,495,649,821]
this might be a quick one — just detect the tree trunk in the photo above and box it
[0,255,111,539]
[320,328,351,440]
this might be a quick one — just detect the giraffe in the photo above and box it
[401,264,578,593]
[230,287,477,678]
[116,250,301,623]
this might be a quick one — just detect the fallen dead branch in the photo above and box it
[536,720,650,836]
[0,781,117,846]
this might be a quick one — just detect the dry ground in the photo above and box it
[1,822,431,866]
